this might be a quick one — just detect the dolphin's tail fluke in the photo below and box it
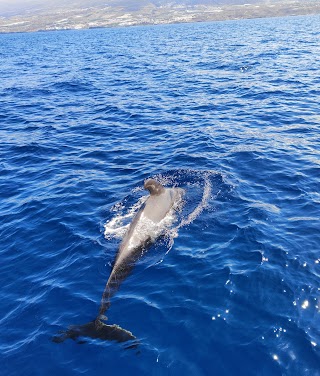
[52,319,137,346]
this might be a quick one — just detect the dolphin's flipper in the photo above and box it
[52,320,136,345]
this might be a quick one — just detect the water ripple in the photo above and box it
[1,14,320,376]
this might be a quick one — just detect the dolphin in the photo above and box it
[52,179,184,345]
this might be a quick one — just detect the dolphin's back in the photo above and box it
[106,187,181,296]
[144,186,184,223]
[143,188,176,223]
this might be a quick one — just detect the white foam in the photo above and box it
[104,192,180,245]
[179,173,213,228]
[104,196,147,240]
[104,174,214,255]
[126,211,176,252]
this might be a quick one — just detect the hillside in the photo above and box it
[0,0,319,33]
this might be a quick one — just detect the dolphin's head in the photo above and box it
[144,179,165,196]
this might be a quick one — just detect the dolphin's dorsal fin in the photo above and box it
[144,179,165,196]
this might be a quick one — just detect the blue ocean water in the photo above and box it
[1,14,320,375]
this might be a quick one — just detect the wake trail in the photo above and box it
[179,173,212,228]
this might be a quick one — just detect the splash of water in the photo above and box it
[104,196,147,240]
[179,172,213,228]
[103,171,217,260]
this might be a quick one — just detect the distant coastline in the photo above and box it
[0,1,320,34]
